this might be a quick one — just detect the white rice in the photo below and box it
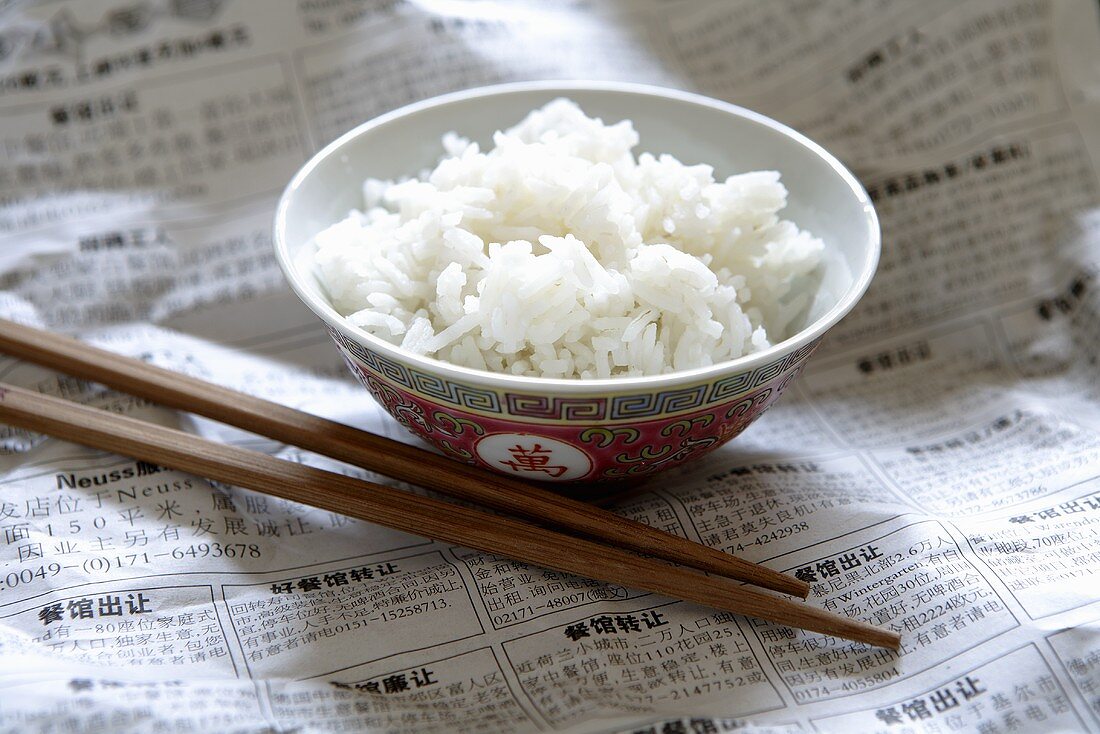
[313,99,824,379]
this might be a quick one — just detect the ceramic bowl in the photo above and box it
[274,81,879,483]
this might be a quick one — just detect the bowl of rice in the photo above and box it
[274,82,879,482]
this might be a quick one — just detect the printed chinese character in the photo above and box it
[254,520,280,537]
[245,496,269,514]
[224,518,249,535]
[411,668,436,687]
[18,543,42,561]
[615,614,641,633]
[297,577,322,592]
[124,530,147,547]
[956,675,986,700]
[191,517,217,536]
[135,461,163,477]
[125,593,152,614]
[67,598,95,620]
[929,688,960,712]
[590,615,616,634]
[3,523,30,544]
[39,603,64,625]
[323,572,348,587]
[500,444,567,478]
[382,674,409,693]
[212,491,237,512]
[156,500,182,521]
[98,595,123,617]
[902,699,932,720]
[875,707,903,725]
[837,552,862,571]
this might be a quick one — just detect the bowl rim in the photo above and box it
[273,80,880,394]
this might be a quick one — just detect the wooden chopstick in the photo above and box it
[0,319,808,598]
[0,383,899,649]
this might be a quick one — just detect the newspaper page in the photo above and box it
[0,0,1098,732]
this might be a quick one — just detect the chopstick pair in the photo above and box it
[0,319,900,649]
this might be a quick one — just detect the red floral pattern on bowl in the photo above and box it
[327,325,818,483]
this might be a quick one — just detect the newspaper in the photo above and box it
[0,0,1097,731]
